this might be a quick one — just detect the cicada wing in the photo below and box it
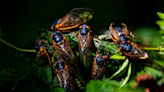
[97,61,107,80]
[55,69,64,87]
[63,66,75,92]
[78,33,93,71]
[91,59,98,80]
[57,8,94,30]
[109,23,119,42]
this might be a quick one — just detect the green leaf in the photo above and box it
[98,35,108,40]
[106,59,129,81]
[86,80,114,92]
[92,53,96,57]
[70,35,78,42]
[93,38,100,48]
[156,20,164,30]
[37,65,52,85]
[52,76,58,85]
[110,54,126,60]
[51,87,66,92]
[157,12,164,20]
[119,62,132,88]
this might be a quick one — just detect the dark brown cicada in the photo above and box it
[51,8,94,32]
[55,60,75,92]
[51,32,82,79]
[109,23,164,72]
[91,54,108,80]
[35,38,52,68]
[78,24,93,81]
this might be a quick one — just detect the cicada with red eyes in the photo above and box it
[91,54,108,80]
[78,24,93,79]
[51,8,94,32]
[51,32,82,79]
[55,60,75,92]
[109,23,164,72]
[35,38,52,68]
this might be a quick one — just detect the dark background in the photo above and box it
[0,0,164,69]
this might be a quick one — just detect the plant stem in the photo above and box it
[142,47,164,51]
[0,38,36,52]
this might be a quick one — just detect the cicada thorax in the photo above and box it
[55,60,75,92]
[51,32,82,78]
[91,54,107,80]
[35,39,52,68]
[51,8,94,31]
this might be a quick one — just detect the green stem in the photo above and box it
[142,47,164,51]
[0,38,36,52]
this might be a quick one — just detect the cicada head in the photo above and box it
[35,38,43,53]
[96,54,107,67]
[55,60,65,71]
[79,24,90,37]
[51,19,61,30]
[52,32,63,45]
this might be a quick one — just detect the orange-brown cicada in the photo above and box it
[51,32,82,79]
[55,60,75,92]
[91,53,108,80]
[35,38,52,68]
[77,24,93,81]
[51,8,94,32]
[109,23,164,72]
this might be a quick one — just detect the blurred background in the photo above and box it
[0,0,164,69]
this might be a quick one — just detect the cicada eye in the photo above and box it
[50,34,53,37]
[39,40,42,43]
[86,25,90,30]
[79,25,82,29]
[96,54,99,57]
[55,61,57,64]
[61,59,64,62]
[103,55,107,59]
[51,26,54,30]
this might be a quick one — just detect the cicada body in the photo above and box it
[51,8,94,31]
[109,23,164,72]
[55,60,75,92]
[91,54,107,80]
[51,32,82,78]
[78,24,93,72]
[35,39,52,68]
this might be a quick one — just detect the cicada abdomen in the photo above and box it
[51,32,82,78]
[55,60,75,92]
[91,54,107,80]
[35,38,52,68]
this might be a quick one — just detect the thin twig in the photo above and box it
[0,38,36,52]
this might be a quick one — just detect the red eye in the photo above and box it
[127,40,130,43]
[119,47,122,52]
[103,55,107,59]
[61,59,64,62]
[50,34,53,37]
[55,62,57,64]
[86,25,90,30]
[57,30,62,33]
[96,54,99,57]
[122,40,125,43]
[39,40,42,43]
[51,26,54,30]
[79,25,82,29]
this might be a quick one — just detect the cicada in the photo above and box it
[55,60,75,92]
[51,32,82,78]
[91,54,108,80]
[35,38,52,68]
[109,23,164,72]
[78,24,93,79]
[51,8,94,32]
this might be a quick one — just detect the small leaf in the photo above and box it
[93,39,100,48]
[106,59,129,81]
[157,12,164,20]
[52,76,58,85]
[156,20,164,30]
[98,35,108,40]
[119,62,132,88]
[110,54,126,60]
[92,53,96,57]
